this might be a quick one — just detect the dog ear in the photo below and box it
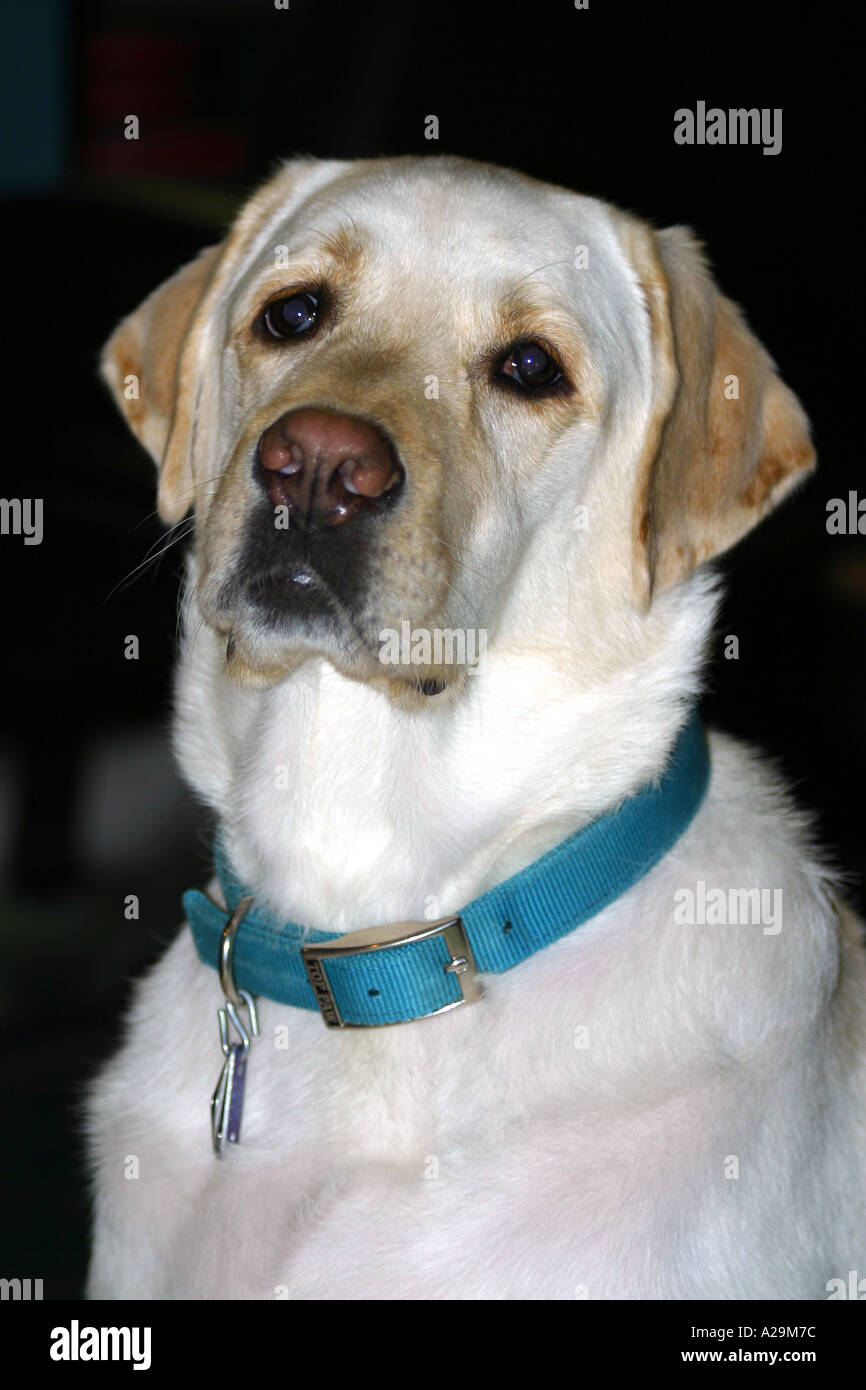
[625,223,815,607]
[101,244,224,523]
[101,158,343,523]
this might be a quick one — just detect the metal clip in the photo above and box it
[210,896,259,1157]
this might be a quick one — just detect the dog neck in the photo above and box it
[174,566,719,934]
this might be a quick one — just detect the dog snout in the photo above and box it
[257,408,404,526]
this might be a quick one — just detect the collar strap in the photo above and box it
[184,710,710,1028]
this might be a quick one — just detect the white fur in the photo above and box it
[86,160,866,1300]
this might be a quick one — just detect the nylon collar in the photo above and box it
[184,709,710,1028]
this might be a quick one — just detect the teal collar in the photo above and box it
[184,710,710,1029]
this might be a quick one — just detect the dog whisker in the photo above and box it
[104,517,196,603]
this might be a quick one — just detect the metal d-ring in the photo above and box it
[218,894,255,1008]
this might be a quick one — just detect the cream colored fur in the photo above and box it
[86,157,866,1299]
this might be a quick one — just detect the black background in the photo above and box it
[0,0,862,1299]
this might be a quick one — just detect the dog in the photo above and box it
[86,155,866,1299]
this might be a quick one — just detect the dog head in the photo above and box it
[102,156,813,694]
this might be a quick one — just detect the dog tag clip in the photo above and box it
[210,895,259,1157]
[211,992,258,1156]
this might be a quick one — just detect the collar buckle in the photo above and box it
[301,915,483,1028]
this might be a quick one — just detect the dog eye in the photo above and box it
[500,341,562,390]
[263,292,319,339]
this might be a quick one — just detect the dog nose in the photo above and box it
[257,408,403,526]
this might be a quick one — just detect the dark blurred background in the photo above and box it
[0,0,862,1298]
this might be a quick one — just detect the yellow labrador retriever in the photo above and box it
[87,156,866,1299]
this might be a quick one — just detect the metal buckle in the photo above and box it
[301,915,483,1028]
